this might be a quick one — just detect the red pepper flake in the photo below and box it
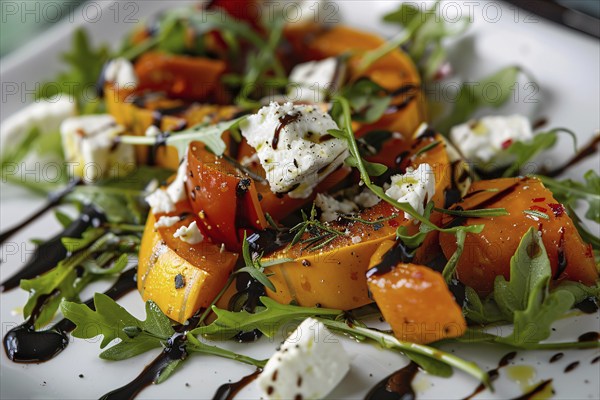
[585,244,593,258]
[532,197,545,203]
[388,220,399,228]
[530,205,547,213]
[548,203,565,217]
[501,139,513,149]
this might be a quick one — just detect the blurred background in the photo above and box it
[1,0,599,57]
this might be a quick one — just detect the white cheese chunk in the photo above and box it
[240,102,348,199]
[257,318,350,400]
[60,114,135,183]
[315,193,358,222]
[450,114,532,166]
[104,58,138,90]
[288,57,344,103]
[173,221,204,244]
[385,163,435,221]
[145,188,175,214]
[353,189,381,209]
[166,157,189,204]
[154,216,180,229]
[1,96,75,143]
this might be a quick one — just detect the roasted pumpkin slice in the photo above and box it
[134,52,226,100]
[138,202,238,323]
[439,177,598,295]
[284,24,426,141]
[264,133,453,310]
[185,142,268,250]
[367,240,467,344]
[105,85,239,169]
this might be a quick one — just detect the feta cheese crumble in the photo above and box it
[1,96,75,144]
[256,318,350,399]
[315,193,358,222]
[173,221,204,244]
[145,188,175,214]
[166,157,189,203]
[287,57,345,103]
[154,216,180,229]
[104,58,138,90]
[240,102,349,198]
[385,163,435,221]
[60,114,135,183]
[450,115,532,166]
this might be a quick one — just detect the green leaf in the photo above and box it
[503,131,558,177]
[436,66,523,134]
[493,228,551,318]
[142,301,176,339]
[539,170,600,224]
[461,228,594,348]
[505,290,574,346]
[343,79,391,123]
[344,155,388,177]
[382,1,469,81]
[442,229,466,282]
[62,292,142,348]
[553,281,600,305]
[99,335,162,361]
[318,318,490,387]
[66,166,173,224]
[54,210,74,229]
[463,287,505,325]
[193,297,341,340]
[405,352,453,377]
[37,28,110,113]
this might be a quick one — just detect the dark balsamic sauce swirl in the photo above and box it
[212,369,261,400]
[1,205,106,292]
[3,269,137,363]
[462,352,517,400]
[365,362,419,400]
[100,333,188,400]
[366,240,414,279]
[273,112,301,150]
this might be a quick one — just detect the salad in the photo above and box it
[1,1,599,399]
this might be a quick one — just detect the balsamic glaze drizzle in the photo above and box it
[100,333,188,400]
[365,362,419,400]
[1,205,106,292]
[212,369,261,400]
[0,179,80,246]
[366,240,414,278]
[3,269,137,363]
[462,352,517,400]
[273,112,301,150]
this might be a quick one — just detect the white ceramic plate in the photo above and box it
[1,1,599,399]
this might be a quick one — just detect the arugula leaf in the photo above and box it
[240,232,276,292]
[462,228,598,348]
[317,318,490,386]
[66,166,173,224]
[192,296,341,340]
[62,293,175,361]
[382,1,469,81]
[119,116,245,160]
[54,210,74,229]
[502,128,578,177]
[463,287,505,325]
[538,170,600,224]
[37,28,110,113]
[436,66,524,135]
[442,229,466,282]
[342,79,391,123]
[553,281,600,305]
[21,228,139,328]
